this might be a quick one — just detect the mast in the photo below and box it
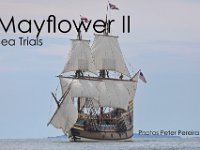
[76,28,82,113]
[91,3,130,78]
[75,26,85,113]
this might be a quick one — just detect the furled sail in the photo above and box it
[49,95,78,132]
[59,77,138,110]
[91,34,130,77]
[62,39,96,74]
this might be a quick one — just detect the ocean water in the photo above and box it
[0,138,200,150]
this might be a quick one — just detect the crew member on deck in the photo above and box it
[119,73,123,80]
[106,70,109,78]
[75,70,84,77]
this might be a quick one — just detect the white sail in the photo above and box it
[59,77,137,110]
[50,95,78,132]
[60,78,98,99]
[63,39,96,74]
[91,34,130,77]
[97,80,129,110]
[98,79,139,110]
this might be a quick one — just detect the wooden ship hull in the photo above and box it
[71,127,133,141]
[69,101,134,141]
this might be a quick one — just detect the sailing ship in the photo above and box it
[48,13,143,141]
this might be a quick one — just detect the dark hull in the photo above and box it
[71,127,133,140]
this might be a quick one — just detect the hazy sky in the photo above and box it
[0,0,200,138]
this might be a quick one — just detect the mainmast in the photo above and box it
[76,26,82,113]
[92,28,130,78]
[75,29,83,79]
[99,14,109,116]
[99,14,110,79]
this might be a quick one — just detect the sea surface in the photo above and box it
[0,138,200,150]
